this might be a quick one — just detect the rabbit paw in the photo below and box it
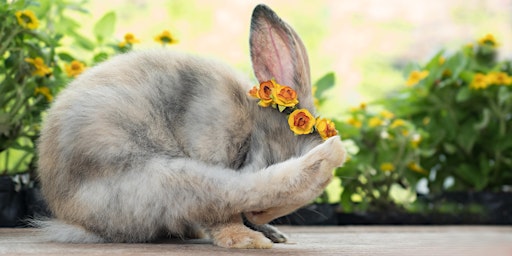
[211,223,273,249]
[323,136,347,167]
[244,221,288,243]
[305,136,346,175]
[253,224,288,243]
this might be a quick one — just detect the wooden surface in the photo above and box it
[1,226,511,256]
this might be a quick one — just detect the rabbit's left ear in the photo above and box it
[250,4,314,111]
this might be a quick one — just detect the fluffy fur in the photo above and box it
[36,4,346,248]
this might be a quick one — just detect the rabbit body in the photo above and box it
[37,5,346,249]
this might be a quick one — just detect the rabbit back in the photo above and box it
[38,49,255,216]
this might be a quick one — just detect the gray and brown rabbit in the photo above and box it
[36,4,346,249]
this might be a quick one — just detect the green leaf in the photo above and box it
[473,108,490,130]
[93,11,116,43]
[58,52,75,62]
[340,186,354,213]
[313,72,335,99]
[456,125,478,154]
[455,86,471,102]
[443,143,457,154]
[93,52,109,63]
[453,164,486,190]
[71,32,96,51]
[497,86,511,106]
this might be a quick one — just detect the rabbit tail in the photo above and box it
[31,218,105,243]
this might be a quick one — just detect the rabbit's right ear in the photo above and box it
[249,4,314,111]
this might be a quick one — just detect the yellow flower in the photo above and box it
[407,162,428,175]
[478,33,499,47]
[24,57,51,77]
[118,33,140,48]
[390,119,406,128]
[34,86,53,102]
[488,72,512,86]
[272,83,299,108]
[422,117,431,125]
[154,30,178,45]
[124,33,139,44]
[411,134,422,148]
[380,110,395,119]
[288,109,315,135]
[15,10,39,30]
[380,162,395,172]
[470,73,491,90]
[64,60,86,78]
[368,117,383,128]
[406,70,429,87]
[315,117,338,140]
[438,56,445,65]
[349,102,367,112]
[347,117,362,128]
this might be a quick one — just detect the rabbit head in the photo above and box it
[243,5,324,172]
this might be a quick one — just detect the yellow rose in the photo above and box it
[288,109,315,135]
[272,83,299,108]
[315,117,338,140]
[257,80,275,107]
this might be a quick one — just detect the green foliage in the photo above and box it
[0,0,127,176]
[333,105,426,213]
[384,34,512,193]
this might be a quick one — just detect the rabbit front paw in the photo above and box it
[321,136,347,168]
[304,136,346,175]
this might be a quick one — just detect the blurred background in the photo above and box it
[83,0,512,114]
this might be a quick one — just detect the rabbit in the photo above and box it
[36,4,346,249]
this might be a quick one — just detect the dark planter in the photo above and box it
[276,192,512,226]
[0,176,50,227]
[271,203,339,225]
[0,176,27,227]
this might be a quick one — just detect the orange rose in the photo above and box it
[257,80,275,107]
[315,117,338,140]
[288,109,315,135]
[272,83,299,108]
[248,85,259,98]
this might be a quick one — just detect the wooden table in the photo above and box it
[1,226,511,255]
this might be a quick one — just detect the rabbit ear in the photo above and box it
[250,4,314,110]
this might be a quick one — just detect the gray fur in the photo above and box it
[36,4,346,248]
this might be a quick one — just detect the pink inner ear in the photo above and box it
[266,26,285,83]
[251,19,295,87]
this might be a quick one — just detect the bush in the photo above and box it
[334,104,426,213]
[0,0,147,176]
[385,34,512,193]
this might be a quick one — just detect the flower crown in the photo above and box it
[249,80,338,140]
